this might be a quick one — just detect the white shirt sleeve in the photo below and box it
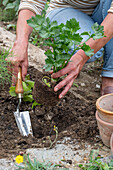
[18,0,47,14]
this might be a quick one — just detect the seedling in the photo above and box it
[42,76,51,87]
[9,75,40,109]
[47,125,58,149]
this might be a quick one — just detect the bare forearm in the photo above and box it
[87,13,113,53]
[77,13,113,60]
[15,9,35,48]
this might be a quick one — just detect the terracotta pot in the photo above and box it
[96,93,113,124]
[110,133,113,154]
[96,111,113,147]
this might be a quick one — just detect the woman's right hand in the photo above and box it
[6,41,28,85]
[5,9,36,85]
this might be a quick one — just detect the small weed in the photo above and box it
[73,83,78,87]
[47,125,58,149]
[79,149,113,170]
[15,153,69,170]
[7,24,16,31]
[0,48,12,85]
[0,7,16,21]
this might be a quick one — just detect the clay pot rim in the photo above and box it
[96,93,113,115]
[96,111,113,126]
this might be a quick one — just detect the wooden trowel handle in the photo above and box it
[15,67,24,94]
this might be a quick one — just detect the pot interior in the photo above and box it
[99,95,113,112]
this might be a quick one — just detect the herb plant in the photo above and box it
[27,3,105,74]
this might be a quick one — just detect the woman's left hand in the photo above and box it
[51,51,89,98]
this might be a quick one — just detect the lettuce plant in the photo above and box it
[9,75,40,109]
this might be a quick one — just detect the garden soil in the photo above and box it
[0,62,104,159]
[0,21,110,166]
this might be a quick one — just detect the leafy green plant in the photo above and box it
[0,0,20,21]
[15,154,69,170]
[79,149,113,170]
[6,24,16,31]
[0,48,12,85]
[2,0,20,13]
[9,75,40,109]
[27,3,105,75]
[0,7,16,21]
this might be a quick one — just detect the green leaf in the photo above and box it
[22,81,30,92]
[81,31,91,36]
[45,58,54,65]
[109,160,113,167]
[2,0,9,6]
[91,22,105,40]
[92,33,104,40]
[32,101,41,109]
[39,30,50,38]
[27,15,45,29]
[73,33,83,43]
[5,3,15,10]
[49,20,58,30]
[7,24,16,30]
[85,49,94,56]
[27,18,38,29]
[23,94,33,102]
[89,149,99,161]
[9,86,17,97]
[44,49,54,58]
[103,163,109,170]
[25,80,35,89]
[66,18,80,32]
[25,74,30,81]
[43,64,52,72]
[81,43,94,56]
[41,2,49,17]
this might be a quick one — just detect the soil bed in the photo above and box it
[0,65,103,159]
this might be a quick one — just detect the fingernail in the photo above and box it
[54,87,58,92]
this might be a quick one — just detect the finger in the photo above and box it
[11,65,19,85]
[59,77,75,98]
[21,62,28,81]
[54,70,77,92]
[51,62,75,78]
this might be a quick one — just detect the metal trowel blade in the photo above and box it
[14,111,33,137]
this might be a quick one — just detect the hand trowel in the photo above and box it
[14,66,33,136]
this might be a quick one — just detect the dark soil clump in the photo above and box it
[33,70,62,106]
